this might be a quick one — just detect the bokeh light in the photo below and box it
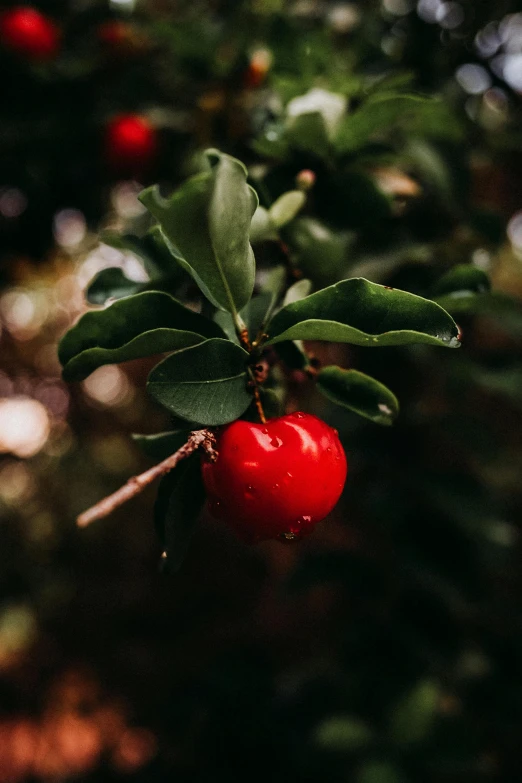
[0,397,50,458]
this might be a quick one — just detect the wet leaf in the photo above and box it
[266,278,460,348]
[317,366,399,425]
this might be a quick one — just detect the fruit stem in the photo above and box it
[234,313,251,351]
[253,385,267,424]
[236,315,267,424]
[76,429,217,528]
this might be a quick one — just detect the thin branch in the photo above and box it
[253,386,267,424]
[77,429,217,529]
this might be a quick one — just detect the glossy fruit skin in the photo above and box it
[104,114,157,175]
[0,7,60,61]
[201,412,347,543]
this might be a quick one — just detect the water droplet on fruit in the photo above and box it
[280,531,298,542]
[244,484,256,501]
[262,427,269,434]
[272,483,280,490]
[326,446,332,453]
[270,435,283,448]
[286,472,293,478]
[287,514,313,537]
[333,429,339,436]
[294,412,305,419]
[232,444,239,452]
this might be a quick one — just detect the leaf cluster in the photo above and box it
[60,145,503,570]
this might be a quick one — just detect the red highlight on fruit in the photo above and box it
[202,412,347,543]
[0,6,60,61]
[104,114,158,176]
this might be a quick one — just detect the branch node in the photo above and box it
[76,428,217,528]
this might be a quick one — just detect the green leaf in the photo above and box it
[101,226,185,278]
[86,267,146,305]
[58,292,225,382]
[317,367,399,425]
[335,93,461,154]
[259,265,287,298]
[213,311,239,344]
[86,265,182,305]
[434,291,522,336]
[92,228,187,304]
[155,453,204,573]
[214,292,276,344]
[139,150,258,313]
[147,339,251,426]
[269,190,306,228]
[285,217,351,286]
[388,679,439,746]
[265,278,461,348]
[282,278,312,307]
[251,122,289,160]
[241,292,276,340]
[250,206,278,243]
[286,111,330,156]
[356,762,403,783]
[286,88,347,140]
[432,264,491,297]
[132,431,191,462]
[314,716,373,751]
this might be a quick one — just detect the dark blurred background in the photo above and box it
[1,0,522,781]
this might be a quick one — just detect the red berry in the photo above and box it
[0,6,60,61]
[201,412,347,543]
[104,114,158,175]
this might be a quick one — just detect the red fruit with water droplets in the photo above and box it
[0,7,60,61]
[201,412,347,543]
